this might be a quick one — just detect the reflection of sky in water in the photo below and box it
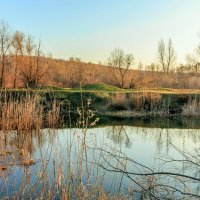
[0,126,200,199]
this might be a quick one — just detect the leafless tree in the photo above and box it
[0,21,11,87]
[34,40,42,87]
[157,38,176,73]
[146,63,157,72]
[90,140,200,199]
[166,39,176,71]
[158,39,166,72]
[11,31,25,88]
[108,48,134,88]
[17,35,52,88]
[184,42,200,77]
[25,35,35,87]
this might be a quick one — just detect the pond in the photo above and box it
[0,117,200,199]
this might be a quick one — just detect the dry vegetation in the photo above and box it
[105,91,200,117]
[1,119,200,199]
[0,11,200,200]
[0,130,129,200]
[0,21,199,90]
[0,92,62,131]
[7,59,200,90]
[182,99,200,117]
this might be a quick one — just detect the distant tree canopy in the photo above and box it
[0,21,200,89]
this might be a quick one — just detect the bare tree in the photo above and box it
[0,21,11,87]
[184,42,200,77]
[26,35,35,87]
[34,40,42,87]
[157,38,176,73]
[158,39,166,72]
[108,48,134,88]
[166,39,176,71]
[17,35,52,88]
[146,63,157,72]
[11,31,25,88]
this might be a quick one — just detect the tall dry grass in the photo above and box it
[182,99,200,117]
[0,92,62,132]
[47,99,62,128]
[0,95,128,200]
[109,92,164,113]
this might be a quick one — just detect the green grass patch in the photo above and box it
[74,83,124,92]
[1,86,200,117]
[37,85,70,91]
[2,84,200,95]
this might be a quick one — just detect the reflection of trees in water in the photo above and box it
[10,131,35,157]
[1,126,200,199]
[94,134,200,199]
[152,128,172,154]
[2,127,200,160]
[0,130,51,160]
[105,126,200,155]
[101,126,200,198]
[106,126,132,148]
[94,130,200,199]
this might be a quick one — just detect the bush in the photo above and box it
[182,99,200,117]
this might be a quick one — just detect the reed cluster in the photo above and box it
[0,97,128,200]
[0,92,62,131]
[109,92,164,112]
[182,99,200,117]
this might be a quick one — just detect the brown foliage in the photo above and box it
[2,58,200,89]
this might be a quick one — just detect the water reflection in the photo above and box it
[107,126,132,148]
[99,116,200,129]
[105,125,200,154]
[0,121,200,199]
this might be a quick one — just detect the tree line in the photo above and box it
[0,21,199,89]
[0,21,52,88]
[108,38,200,88]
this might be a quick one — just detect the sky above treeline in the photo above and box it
[1,0,200,65]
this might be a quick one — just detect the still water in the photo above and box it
[0,118,200,199]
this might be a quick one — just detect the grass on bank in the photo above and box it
[2,83,200,94]
[1,83,200,119]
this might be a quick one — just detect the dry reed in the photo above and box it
[0,91,62,132]
[182,99,200,117]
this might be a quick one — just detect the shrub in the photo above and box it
[182,99,200,117]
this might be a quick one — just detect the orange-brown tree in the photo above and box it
[17,35,53,88]
[108,48,134,88]
[11,31,25,88]
[0,21,11,87]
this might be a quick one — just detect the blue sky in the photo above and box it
[1,0,200,65]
